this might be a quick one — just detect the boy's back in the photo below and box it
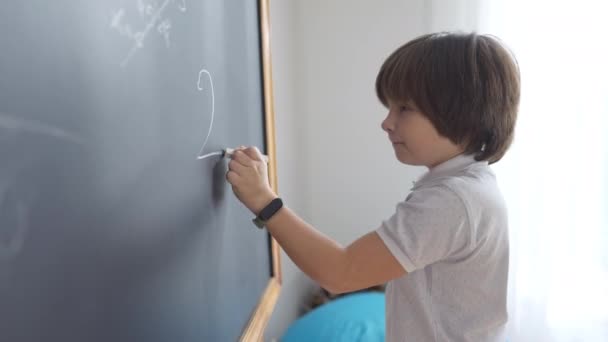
[377,154,509,341]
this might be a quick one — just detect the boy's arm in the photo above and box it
[264,205,406,294]
[225,146,406,294]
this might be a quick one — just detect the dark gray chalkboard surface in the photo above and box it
[0,1,280,341]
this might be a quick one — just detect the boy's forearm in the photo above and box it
[264,206,349,293]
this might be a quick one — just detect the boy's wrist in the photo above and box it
[251,190,278,215]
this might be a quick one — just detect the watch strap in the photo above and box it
[252,197,283,229]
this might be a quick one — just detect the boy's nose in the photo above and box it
[381,115,393,133]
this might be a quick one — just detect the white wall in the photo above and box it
[266,0,464,339]
[265,1,316,340]
[295,0,428,247]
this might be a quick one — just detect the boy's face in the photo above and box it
[381,99,463,168]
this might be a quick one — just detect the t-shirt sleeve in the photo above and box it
[376,185,471,273]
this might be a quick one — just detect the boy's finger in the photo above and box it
[225,170,241,185]
[243,146,263,161]
[231,150,254,166]
[228,159,247,175]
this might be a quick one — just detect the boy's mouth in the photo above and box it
[391,141,406,149]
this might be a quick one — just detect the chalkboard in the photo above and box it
[0,0,281,341]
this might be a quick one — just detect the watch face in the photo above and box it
[252,217,265,229]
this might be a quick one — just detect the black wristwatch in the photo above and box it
[253,197,283,229]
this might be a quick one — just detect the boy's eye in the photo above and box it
[399,106,410,112]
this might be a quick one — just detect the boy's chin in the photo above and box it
[396,154,428,167]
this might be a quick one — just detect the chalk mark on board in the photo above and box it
[0,113,82,260]
[111,0,187,67]
[177,0,187,12]
[0,112,83,145]
[196,69,216,160]
[157,19,172,48]
[0,193,29,261]
[197,151,222,160]
[137,0,155,18]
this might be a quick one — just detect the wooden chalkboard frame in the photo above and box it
[239,0,282,340]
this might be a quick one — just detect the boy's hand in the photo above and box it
[226,146,277,215]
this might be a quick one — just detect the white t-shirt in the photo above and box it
[376,154,509,342]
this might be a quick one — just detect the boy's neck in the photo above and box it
[427,149,466,169]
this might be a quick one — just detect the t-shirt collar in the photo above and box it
[412,154,482,190]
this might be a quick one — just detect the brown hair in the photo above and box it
[376,32,520,163]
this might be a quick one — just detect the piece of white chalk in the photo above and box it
[223,148,269,163]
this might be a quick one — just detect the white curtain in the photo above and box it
[473,1,608,341]
[428,0,608,340]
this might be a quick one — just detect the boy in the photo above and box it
[226,31,519,341]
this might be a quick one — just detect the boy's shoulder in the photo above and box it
[412,163,505,217]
